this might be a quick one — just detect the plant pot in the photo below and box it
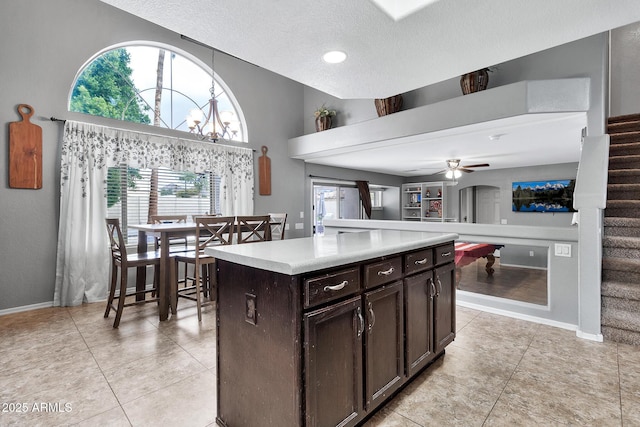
[374,94,403,117]
[315,116,332,132]
[460,69,490,95]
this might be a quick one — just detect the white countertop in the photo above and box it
[205,229,458,275]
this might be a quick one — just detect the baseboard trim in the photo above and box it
[0,301,54,316]
[456,300,578,332]
[576,330,604,342]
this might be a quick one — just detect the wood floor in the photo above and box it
[457,257,547,305]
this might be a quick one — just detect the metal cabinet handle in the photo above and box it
[356,306,364,338]
[436,276,442,297]
[414,258,428,265]
[377,267,395,276]
[368,301,376,333]
[427,277,435,300]
[441,251,451,257]
[323,280,348,292]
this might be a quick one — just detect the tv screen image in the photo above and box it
[512,179,576,213]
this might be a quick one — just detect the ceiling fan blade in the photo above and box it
[433,169,448,175]
[461,163,490,168]
[459,168,474,173]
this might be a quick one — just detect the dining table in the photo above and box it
[129,222,199,321]
[129,217,272,321]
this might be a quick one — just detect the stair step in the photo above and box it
[602,326,640,345]
[602,257,640,283]
[604,218,640,238]
[604,216,640,228]
[602,281,640,301]
[607,183,640,200]
[605,200,640,218]
[609,121,640,134]
[608,113,640,125]
[603,295,640,312]
[603,235,640,248]
[601,306,640,333]
[608,169,640,185]
[610,131,640,145]
[609,142,640,156]
[609,155,640,170]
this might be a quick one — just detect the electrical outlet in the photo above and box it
[300,211,304,219]
[295,222,304,230]
[529,251,534,257]
[245,293,257,325]
[500,219,508,225]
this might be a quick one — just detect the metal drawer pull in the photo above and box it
[323,280,348,292]
[436,276,442,297]
[441,251,451,257]
[356,306,364,338]
[428,278,436,300]
[414,258,428,265]
[377,267,395,276]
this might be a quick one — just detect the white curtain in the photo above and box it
[54,121,254,306]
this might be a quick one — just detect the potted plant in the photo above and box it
[314,104,336,132]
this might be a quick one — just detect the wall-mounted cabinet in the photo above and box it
[402,182,447,222]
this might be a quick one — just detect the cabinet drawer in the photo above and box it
[364,257,402,289]
[405,249,433,275]
[435,243,455,266]
[304,267,360,309]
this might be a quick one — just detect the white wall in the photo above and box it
[610,21,640,117]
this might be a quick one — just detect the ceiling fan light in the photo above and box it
[445,170,453,179]
[454,169,462,178]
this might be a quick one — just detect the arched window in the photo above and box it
[69,43,247,142]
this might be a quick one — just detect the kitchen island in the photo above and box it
[207,229,458,427]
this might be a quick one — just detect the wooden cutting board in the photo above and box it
[9,104,42,189]
[259,145,271,195]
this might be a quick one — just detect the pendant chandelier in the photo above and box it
[186,48,238,142]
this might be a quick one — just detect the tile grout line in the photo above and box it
[480,323,539,426]
[65,307,135,427]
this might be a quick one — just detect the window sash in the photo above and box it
[107,165,221,244]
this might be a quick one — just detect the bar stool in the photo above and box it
[104,218,161,328]
[171,216,235,321]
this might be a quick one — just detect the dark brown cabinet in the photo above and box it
[304,297,363,427]
[215,240,456,427]
[434,262,456,353]
[363,281,404,410]
[404,270,435,377]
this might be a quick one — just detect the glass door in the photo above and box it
[313,184,362,235]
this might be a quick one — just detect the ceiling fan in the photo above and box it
[437,159,490,179]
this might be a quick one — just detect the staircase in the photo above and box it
[602,113,640,345]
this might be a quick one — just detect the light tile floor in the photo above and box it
[1,301,639,426]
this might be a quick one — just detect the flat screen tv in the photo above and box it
[512,179,576,213]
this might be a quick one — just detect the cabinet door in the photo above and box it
[304,297,363,427]
[364,281,404,410]
[404,271,435,377]
[434,262,456,353]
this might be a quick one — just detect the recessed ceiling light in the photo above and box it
[323,51,347,64]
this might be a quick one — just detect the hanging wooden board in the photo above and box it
[9,104,42,189]
[259,145,271,195]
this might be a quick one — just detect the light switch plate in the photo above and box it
[554,243,572,257]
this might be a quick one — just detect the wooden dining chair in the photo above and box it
[150,215,189,290]
[104,218,161,328]
[268,213,287,240]
[171,216,235,321]
[236,215,272,244]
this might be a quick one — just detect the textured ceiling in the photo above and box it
[100,0,640,99]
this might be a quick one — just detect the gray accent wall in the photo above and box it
[0,0,305,311]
